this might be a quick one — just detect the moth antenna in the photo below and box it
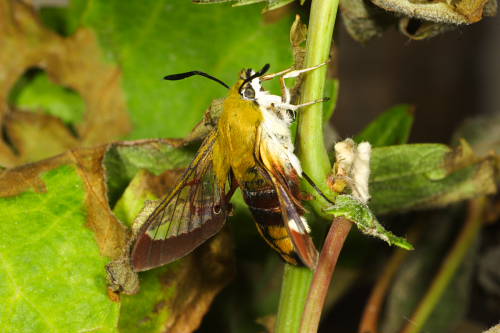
[163,71,229,89]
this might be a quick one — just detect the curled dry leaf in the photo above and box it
[398,18,457,40]
[340,0,497,41]
[157,229,234,333]
[370,0,495,24]
[4,110,79,163]
[340,0,395,43]
[0,0,130,167]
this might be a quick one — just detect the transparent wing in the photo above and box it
[131,132,229,271]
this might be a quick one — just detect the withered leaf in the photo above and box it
[0,0,130,167]
[370,0,494,24]
[340,0,395,42]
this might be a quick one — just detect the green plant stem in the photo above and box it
[297,0,339,205]
[400,197,486,333]
[300,217,352,333]
[275,265,314,333]
[275,0,340,332]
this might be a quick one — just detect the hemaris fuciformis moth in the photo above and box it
[131,63,328,272]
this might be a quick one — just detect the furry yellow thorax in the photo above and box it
[212,76,263,187]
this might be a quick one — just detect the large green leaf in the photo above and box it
[65,0,294,140]
[369,142,496,214]
[0,165,119,332]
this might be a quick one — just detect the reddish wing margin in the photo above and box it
[256,162,319,269]
[131,132,229,272]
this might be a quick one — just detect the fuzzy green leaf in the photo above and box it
[0,165,119,332]
[355,104,414,147]
[369,143,497,214]
[325,194,413,250]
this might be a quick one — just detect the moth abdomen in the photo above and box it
[241,179,304,266]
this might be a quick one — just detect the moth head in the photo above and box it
[238,64,270,101]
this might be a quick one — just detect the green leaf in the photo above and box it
[0,165,119,332]
[9,72,86,125]
[369,142,497,214]
[112,169,159,227]
[355,104,414,147]
[118,265,178,333]
[325,194,413,250]
[65,0,294,140]
[103,141,193,205]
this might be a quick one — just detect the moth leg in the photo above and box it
[259,67,295,82]
[282,62,328,80]
[273,98,329,113]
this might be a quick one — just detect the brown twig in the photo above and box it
[299,217,353,333]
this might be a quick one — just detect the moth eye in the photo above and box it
[242,86,255,99]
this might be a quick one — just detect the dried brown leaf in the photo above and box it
[4,110,78,163]
[370,0,493,24]
[162,229,234,333]
[0,0,130,167]
[340,0,394,42]
[399,18,456,40]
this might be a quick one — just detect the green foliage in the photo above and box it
[104,142,193,204]
[65,0,294,140]
[355,104,414,147]
[369,143,496,214]
[325,194,413,249]
[0,165,118,332]
[0,1,497,332]
[9,72,86,124]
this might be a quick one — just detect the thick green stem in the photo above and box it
[297,0,339,200]
[275,265,314,333]
[275,0,340,332]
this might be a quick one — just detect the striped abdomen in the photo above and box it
[240,170,304,265]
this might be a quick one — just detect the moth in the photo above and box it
[131,63,328,272]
